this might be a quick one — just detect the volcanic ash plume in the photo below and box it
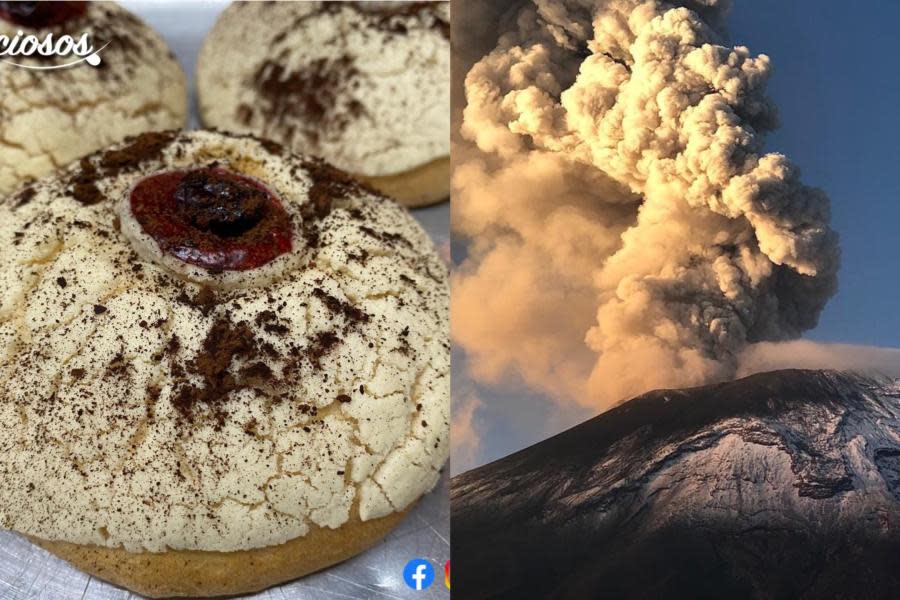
[452,0,840,409]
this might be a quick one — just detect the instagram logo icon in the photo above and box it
[444,560,450,589]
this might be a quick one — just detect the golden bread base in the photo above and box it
[29,509,409,598]
[356,156,450,208]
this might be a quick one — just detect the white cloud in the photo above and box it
[451,387,484,475]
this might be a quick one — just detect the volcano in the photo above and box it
[451,370,900,599]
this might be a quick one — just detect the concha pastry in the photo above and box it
[197,1,450,208]
[0,1,188,196]
[0,129,449,597]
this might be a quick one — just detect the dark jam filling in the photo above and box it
[130,168,293,272]
[0,1,87,28]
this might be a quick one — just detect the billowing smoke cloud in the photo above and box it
[738,341,900,379]
[452,0,840,410]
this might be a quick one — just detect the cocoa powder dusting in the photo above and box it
[362,2,450,40]
[236,104,254,125]
[258,138,284,155]
[69,158,104,206]
[251,56,363,145]
[298,157,376,250]
[358,225,413,249]
[312,288,369,325]
[101,131,177,173]
[168,314,350,426]
[10,186,36,208]
[171,319,259,425]
[304,331,341,368]
[241,361,273,380]
[176,287,217,316]
[255,310,289,335]
[67,131,176,206]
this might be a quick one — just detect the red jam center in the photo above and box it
[0,1,87,28]
[130,168,293,272]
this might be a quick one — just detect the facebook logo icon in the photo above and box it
[403,558,435,590]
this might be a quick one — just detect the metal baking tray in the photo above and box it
[0,2,450,598]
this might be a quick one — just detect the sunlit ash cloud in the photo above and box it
[452,0,845,411]
[450,385,484,475]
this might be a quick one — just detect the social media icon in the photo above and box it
[444,560,450,589]
[403,558,435,591]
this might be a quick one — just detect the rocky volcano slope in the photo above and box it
[451,370,900,599]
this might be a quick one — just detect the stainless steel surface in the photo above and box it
[0,2,450,598]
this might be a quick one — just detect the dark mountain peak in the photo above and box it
[452,369,900,600]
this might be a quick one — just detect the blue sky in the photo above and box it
[453,2,900,474]
[729,0,900,347]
